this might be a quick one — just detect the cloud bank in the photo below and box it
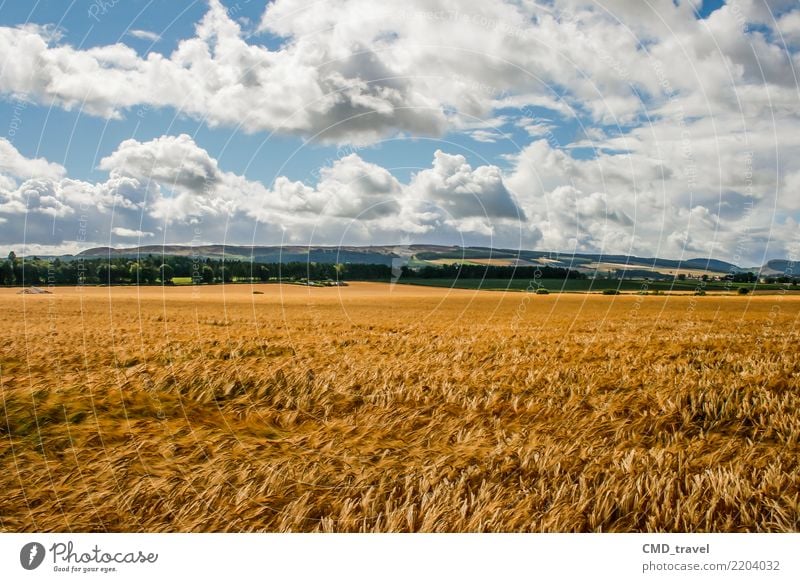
[0,135,529,253]
[0,0,798,262]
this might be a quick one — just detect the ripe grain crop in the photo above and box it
[1,284,798,532]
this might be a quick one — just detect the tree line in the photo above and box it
[2,252,584,286]
[0,252,393,285]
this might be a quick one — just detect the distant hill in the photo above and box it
[759,259,796,276]
[69,244,787,277]
[75,244,452,267]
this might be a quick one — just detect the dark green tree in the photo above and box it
[159,264,174,284]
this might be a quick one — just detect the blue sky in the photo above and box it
[0,0,554,183]
[0,0,798,262]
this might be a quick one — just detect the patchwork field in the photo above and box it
[1,284,798,532]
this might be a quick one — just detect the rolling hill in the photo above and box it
[67,244,768,277]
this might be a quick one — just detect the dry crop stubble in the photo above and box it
[0,284,798,531]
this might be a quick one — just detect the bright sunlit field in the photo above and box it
[1,284,798,532]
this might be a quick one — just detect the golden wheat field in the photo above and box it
[1,283,798,532]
